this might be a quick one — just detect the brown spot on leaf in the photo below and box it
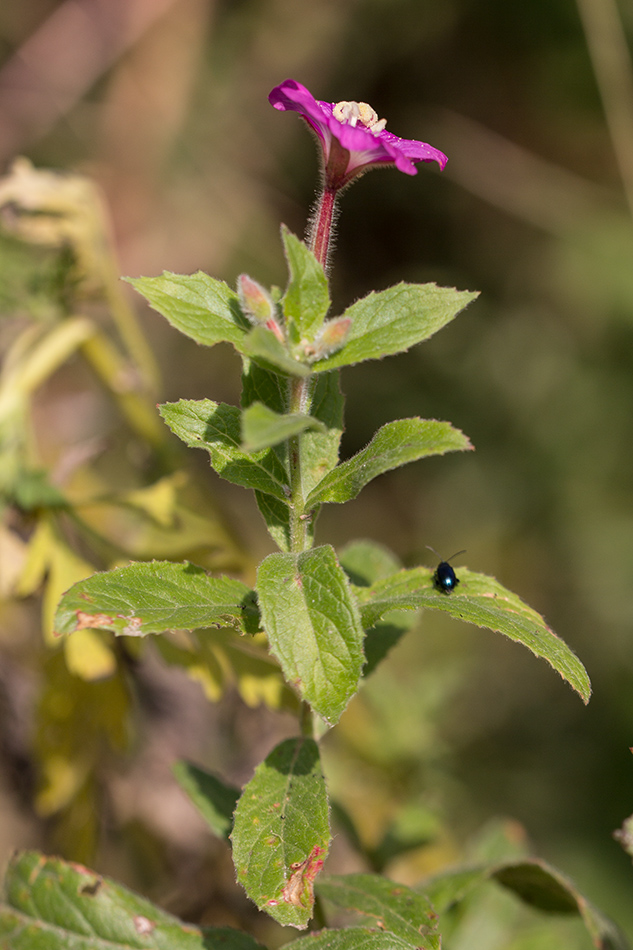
[281,845,326,908]
[133,915,155,935]
[75,610,114,630]
[79,877,102,896]
[122,616,143,636]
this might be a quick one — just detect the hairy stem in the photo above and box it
[287,374,314,553]
[308,186,338,270]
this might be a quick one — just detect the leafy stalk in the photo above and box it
[288,375,316,552]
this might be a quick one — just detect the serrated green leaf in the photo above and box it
[354,567,591,702]
[306,419,472,507]
[128,271,248,349]
[0,850,264,950]
[173,761,239,840]
[231,737,330,929]
[257,546,365,722]
[286,928,414,950]
[310,283,478,372]
[241,402,325,453]
[54,561,256,638]
[241,326,310,376]
[281,227,330,340]
[317,874,440,950]
[159,399,290,501]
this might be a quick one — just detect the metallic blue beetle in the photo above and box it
[426,546,466,594]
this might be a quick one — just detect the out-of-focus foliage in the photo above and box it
[2,0,633,942]
[0,157,249,865]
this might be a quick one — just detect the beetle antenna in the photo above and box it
[426,545,466,564]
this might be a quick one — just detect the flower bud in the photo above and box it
[237,274,285,342]
[237,274,276,325]
[302,316,351,362]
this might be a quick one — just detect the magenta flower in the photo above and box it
[269,78,447,191]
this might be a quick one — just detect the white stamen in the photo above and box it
[333,99,387,136]
[369,117,387,133]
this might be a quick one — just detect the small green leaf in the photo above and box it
[354,568,591,702]
[340,538,414,679]
[241,360,288,415]
[231,737,330,929]
[317,873,440,950]
[311,283,478,372]
[254,491,295,552]
[281,227,330,340]
[241,402,325,453]
[159,400,290,501]
[54,561,256,638]
[339,539,402,587]
[257,545,365,722]
[306,419,472,507]
[493,861,627,948]
[128,271,248,349]
[422,866,487,915]
[363,616,416,678]
[0,850,264,950]
[286,929,414,950]
[12,469,67,510]
[247,373,343,550]
[298,370,345,499]
[423,858,628,950]
[173,761,239,840]
[241,326,310,376]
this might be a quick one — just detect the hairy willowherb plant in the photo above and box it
[2,80,623,950]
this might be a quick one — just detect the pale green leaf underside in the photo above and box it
[281,227,330,340]
[317,874,439,950]
[354,568,591,702]
[306,419,472,506]
[0,850,264,950]
[257,545,365,722]
[54,560,254,638]
[128,272,248,348]
[231,737,330,929]
[311,283,479,372]
[159,399,290,501]
[241,401,326,453]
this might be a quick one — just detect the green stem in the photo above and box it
[287,374,315,553]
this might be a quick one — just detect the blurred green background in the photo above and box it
[2,0,633,943]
